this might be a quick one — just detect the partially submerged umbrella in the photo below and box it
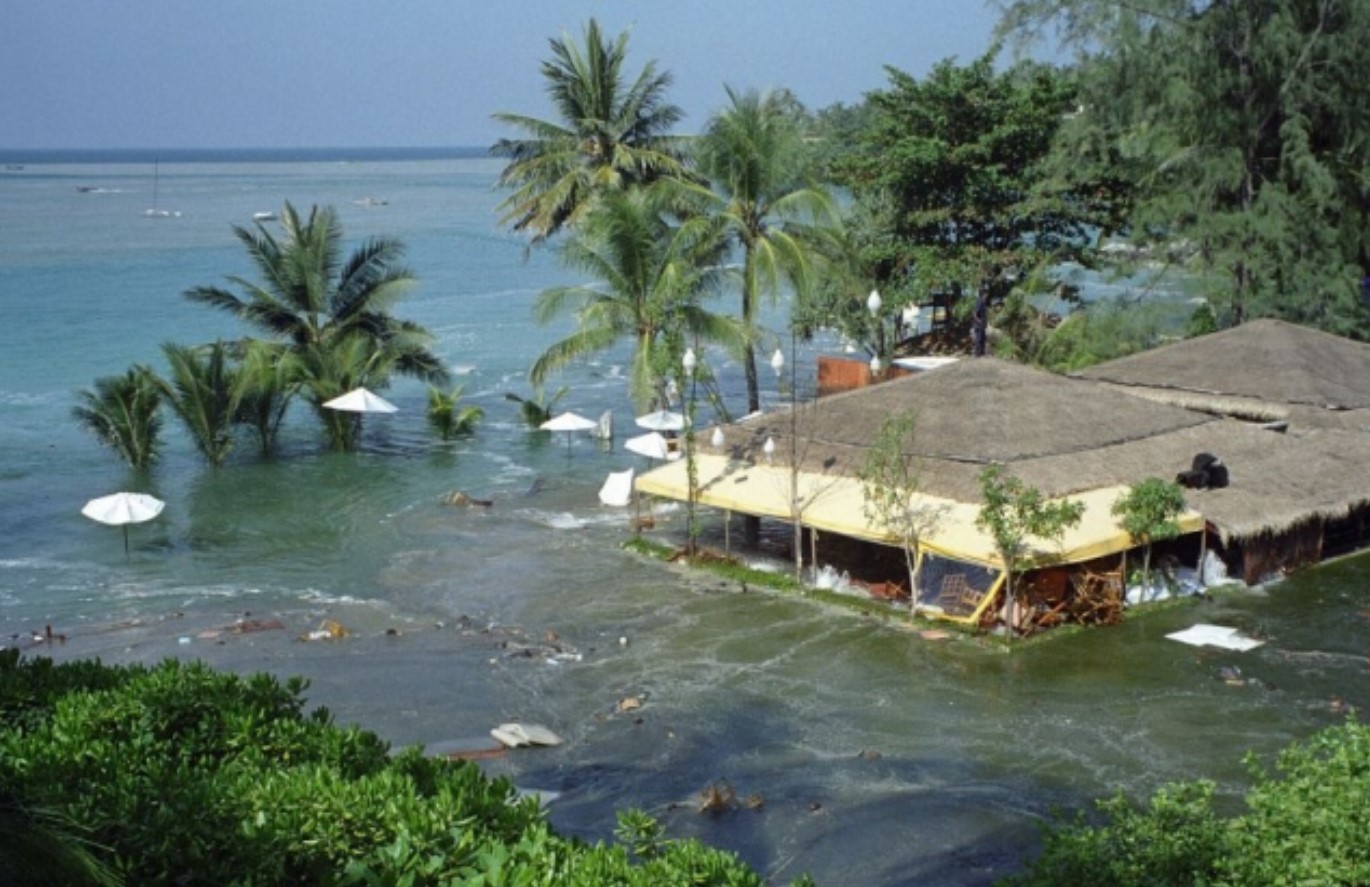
[322,387,398,414]
[634,409,685,432]
[82,491,165,553]
[540,411,598,455]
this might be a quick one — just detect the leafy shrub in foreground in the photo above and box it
[0,650,795,885]
[1003,720,1370,886]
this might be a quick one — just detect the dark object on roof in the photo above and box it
[1177,452,1228,490]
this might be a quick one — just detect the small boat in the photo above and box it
[252,211,277,222]
[144,158,179,218]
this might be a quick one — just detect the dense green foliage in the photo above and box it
[1000,0,1370,336]
[0,651,800,886]
[1004,720,1370,886]
[832,52,1084,318]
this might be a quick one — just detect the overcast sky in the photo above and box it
[1,1,1003,150]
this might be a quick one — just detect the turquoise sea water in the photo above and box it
[2,151,1368,886]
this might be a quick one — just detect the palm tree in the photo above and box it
[185,201,447,384]
[72,366,163,470]
[291,335,400,451]
[693,87,841,414]
[427,385,484,440]
[528,182,740,412]
[230,340,295,458]
[156,341,238,467]
[504,385,569,428]
[491,18,688,245]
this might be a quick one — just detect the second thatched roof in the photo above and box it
[1073,319,1370,429]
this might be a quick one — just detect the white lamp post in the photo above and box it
[682,346,698,555]
[868,288,885,381]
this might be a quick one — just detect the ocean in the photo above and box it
[2,150,1367,886]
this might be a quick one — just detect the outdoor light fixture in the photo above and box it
[763,436,776,460]
[867,289,882,315]
[682,347,697,373]
[770,348,784,376]
[870,355,882,374]
[711,426,725,449]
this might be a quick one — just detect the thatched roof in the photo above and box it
[700,355,1370,542]
[1074,319,1370,420]
[723,358,1214,498]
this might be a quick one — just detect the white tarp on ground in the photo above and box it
[1165,623,1265,651]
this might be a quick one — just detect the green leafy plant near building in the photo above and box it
[0,651,800,886]
[1003,720,1370,886]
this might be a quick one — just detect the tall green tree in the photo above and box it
[72,366,163,471]
[833,52,1085,322]
[528,182,741,412]
[999,0,1370,335]
[491,18,688,245]
[694,87,840,415]
[157,341,239,467]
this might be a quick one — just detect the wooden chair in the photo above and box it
[936,573,981,616]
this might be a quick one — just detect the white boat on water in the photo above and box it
[144,159,180,218]
[252,211,277,222]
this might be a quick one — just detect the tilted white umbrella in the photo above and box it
[82,491,165,553]
[540,411,598,455]
[634,409,685,432]
[624,431,675,462]
[322,387,398,414]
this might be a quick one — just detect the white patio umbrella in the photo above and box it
[633,409,685,432]
[540,411,598,455]
[322,387,398,414]
[82,491,165,553]
[624,431,682,462]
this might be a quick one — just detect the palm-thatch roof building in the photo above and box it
[1073,318,1370,432]
[637,348,1370,628]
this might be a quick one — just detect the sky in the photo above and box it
[1,1,1004,150]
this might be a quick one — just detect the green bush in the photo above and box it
[0,650,798,886]
[1004,720,1370,886]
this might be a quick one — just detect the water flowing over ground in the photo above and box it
[2,153,1367,885]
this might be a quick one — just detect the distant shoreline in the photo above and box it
[0,146,491,165]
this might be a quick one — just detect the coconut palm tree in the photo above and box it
[427,385,484,440]
[528,182,741,412]
[230,340,295,458]
[184,202,447,387]
[156,341,239,467]
[72,366,163,470]
[693,87,841,414]
[291,335,402,451]
[491,18,688,245]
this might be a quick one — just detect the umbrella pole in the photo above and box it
[123,525,129,555]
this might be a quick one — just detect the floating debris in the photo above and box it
[299,619,350,642]
[490,722,563,749]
